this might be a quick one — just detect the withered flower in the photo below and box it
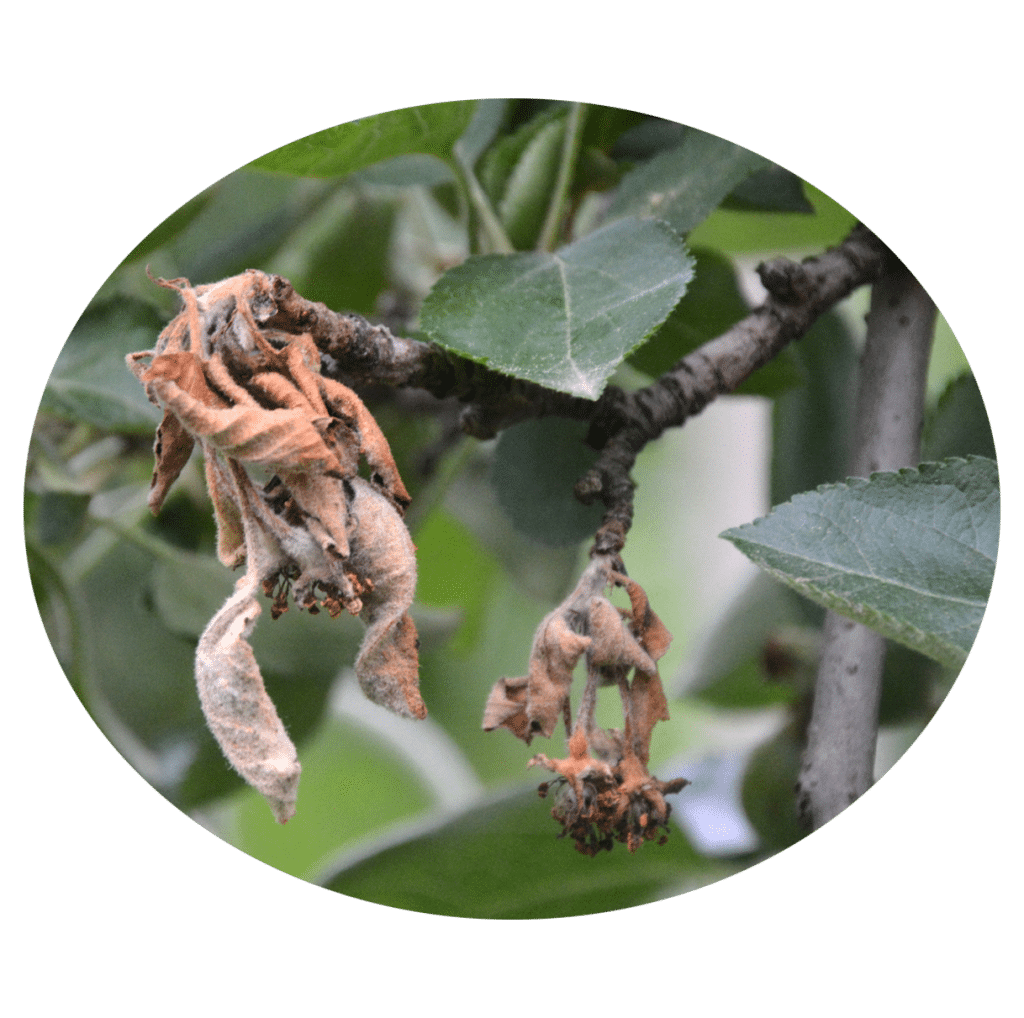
[484,556,688,854]
[128,271,423,823]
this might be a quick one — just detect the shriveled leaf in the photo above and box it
[722,457,999,669]
[249,101,477,178]
[421,216,695,399]
[490,418,604,546]
[320,786,734,918]
[607,126,771,234]
[722,166,814,213]
[196,578,301,823]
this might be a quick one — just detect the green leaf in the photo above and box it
[877,642,945,726]
[73,540,210,764]
[687,182,858,255]
[227,715,435,880]
[248,101,477,178]
[770,310,859,506]
[320,786,734,918]
[490,418,604,546]
[453,98,510,170]
[475,105,568,250]
[721,166,814,213]
[741,723,809,853]
[581,104,648,153]
[627,245,802,396]
[628,247,748,377]
[607,126,771,234]
[412,508,501,653]
[721,457,999,669]
[420,216,695,398]
[122,190,215,263]
[922,371,997,462]
[497,113,567,250]
[270,189,397,316]
[41,299,164,432]
[172,172,334,284]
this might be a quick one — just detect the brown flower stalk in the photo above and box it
[128,271,424,822]
[483,556,688,854]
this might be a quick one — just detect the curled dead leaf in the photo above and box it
[127,271,424,822]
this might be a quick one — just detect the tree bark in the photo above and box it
[797,255,937,829]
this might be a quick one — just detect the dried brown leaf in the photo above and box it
[148,409,195,515]
[482,676,530,739]
[128,272,427,822]
[196,575,300,824]
[346,478,424,719]
[526,613,591,740]
[612,571,673,661]
[586,595,656,675]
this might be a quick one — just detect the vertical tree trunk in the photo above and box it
[797,254,938,830]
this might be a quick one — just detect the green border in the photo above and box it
[6,3,1015,1011]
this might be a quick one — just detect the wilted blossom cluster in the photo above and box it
[484,556,688,854]
[128,271,423,823]
[128,269,687,852]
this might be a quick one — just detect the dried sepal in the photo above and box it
[486,555,688,853]
[148,409,195,515]
[127,271,425,822]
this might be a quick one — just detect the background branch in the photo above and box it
[576,223,888,553]
[797,254,938,830]
[255,223,887,560]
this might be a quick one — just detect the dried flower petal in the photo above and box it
[586,595,656,675]
[485,554,688,853]
[482,676,530,739]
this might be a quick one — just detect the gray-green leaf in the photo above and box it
[490,418,604,546]
[42,300,164,432]
[248,101,477,178]
[319,786,733,918]
[420,216,694,398]
[721,457,999,669]
[608,127,771,234]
